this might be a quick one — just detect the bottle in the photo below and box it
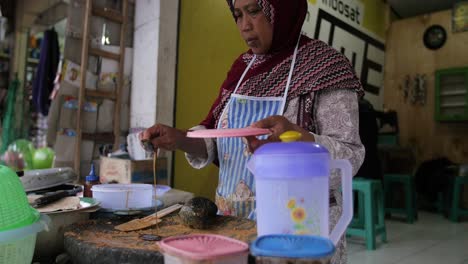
[84,162,100,198]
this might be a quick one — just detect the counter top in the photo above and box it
[64,212,256,264]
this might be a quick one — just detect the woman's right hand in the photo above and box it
[139,124,187,152]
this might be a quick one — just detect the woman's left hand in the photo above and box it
[245,115,315,152]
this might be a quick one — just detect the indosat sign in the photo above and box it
[303,0,385,108]
[320,0,363,26]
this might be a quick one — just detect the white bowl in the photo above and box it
[91,184,153,211]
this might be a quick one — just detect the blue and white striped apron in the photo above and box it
[215,40,300,220]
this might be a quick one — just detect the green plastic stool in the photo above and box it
[450,176,468,222]
[378,134,398,146]
[347,178,387,250]
[383,174,417,223]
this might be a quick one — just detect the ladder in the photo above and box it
[74,0,128,177]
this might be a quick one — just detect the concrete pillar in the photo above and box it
[131,0,179,185]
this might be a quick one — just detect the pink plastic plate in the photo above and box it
[186,127,270,138]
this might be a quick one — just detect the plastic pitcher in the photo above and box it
[247,131,353,245]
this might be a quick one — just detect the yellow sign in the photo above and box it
[453,1,468,32]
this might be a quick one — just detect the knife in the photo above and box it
[31,186,83,208]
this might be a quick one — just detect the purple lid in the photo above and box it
[249,142,331,180]
[255,141,329,155]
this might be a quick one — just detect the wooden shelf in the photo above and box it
[440,90,467,96]
[27,58,40,65]
[75,0,128,176]
[82,132,115,143]
[92,6,123,23]
[0,53,10,60]
[440,103,466,108]
[85,89,116,100]
[435,67,468,121]
[89,48,120,61]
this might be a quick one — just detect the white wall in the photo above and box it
[131,0,178,128]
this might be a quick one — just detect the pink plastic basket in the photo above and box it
[159,234,249,263]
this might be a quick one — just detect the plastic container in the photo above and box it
[21,167,76,192]
[0,165,50,264]
[159,234,249,264]
[84,163,100,198]
[246,131,353,245]
[91,184,153,211]
[35,208,90,259]
[152,185,172,207]
[0,214,50,264]
[250,235,335,264]
[154,184,171,197]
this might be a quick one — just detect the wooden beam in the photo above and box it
[89,48,120,61]
[75,0,92,180]
[92,7,124,23]
[85,89,116,100]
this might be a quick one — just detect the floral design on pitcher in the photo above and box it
[286,198,320,235]
[291,207,306,223]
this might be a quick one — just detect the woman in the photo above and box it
[141,0,364,262]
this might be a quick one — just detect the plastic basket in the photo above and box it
[0,214,50,264]
[0,165,39,231]
[0,233,37,264]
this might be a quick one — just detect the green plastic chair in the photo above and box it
[347,178,387,250]
[450,176,468,222]
[383,173,417,223]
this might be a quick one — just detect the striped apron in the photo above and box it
[215,40,300,220]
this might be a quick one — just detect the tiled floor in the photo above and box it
[348,211,468,264]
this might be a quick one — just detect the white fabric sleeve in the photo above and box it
[184,125,217,169]
[311,89,365,189]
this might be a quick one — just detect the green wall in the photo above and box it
[175,0,245,199]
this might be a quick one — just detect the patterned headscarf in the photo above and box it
[200,0,363,129]
[227,0,307,53]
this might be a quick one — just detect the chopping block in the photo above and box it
[64,213,257,264]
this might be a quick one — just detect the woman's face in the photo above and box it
[233,0,273,54]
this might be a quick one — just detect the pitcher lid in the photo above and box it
[255,130,329,155]
[255,141,329,156]
[248,132,331,179]
[250,235,335,259]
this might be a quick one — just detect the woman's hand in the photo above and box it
[245,115,315,152]
[139,124,187,151]
[139,124,208,158]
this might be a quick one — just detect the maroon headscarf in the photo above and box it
[224,0,309,94]
[228,0,307,53]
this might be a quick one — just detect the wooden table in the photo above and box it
[64,213,257,264]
